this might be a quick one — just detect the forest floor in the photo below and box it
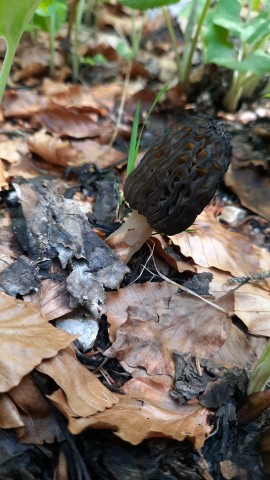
[0,5,270,479]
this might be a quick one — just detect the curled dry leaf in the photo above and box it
[150,235,196,274]
[106,288,232,376]
[28,130,76,167]
[28,130,125,168]
[225,167,270,222]
[0,394,24,429]
[8,375,62,444]
[59,394,212,448]
[0,138,29,164]
[2,90,46,118]
[32,107,101,138]
[204,268,270,337]
[106,282,180,341]
[0,292,75,392]
[172,209,270,287]
[37,348,118,417]
[0,159,8,190]
[27,262,73,321]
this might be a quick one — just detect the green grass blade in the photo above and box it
[126,101,141,177]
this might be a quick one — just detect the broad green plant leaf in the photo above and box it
[119,0,179,10]
[29,0,67,33]
[203,16,233,65]
[0,0,53,102]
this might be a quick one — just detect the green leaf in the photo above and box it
[248,341,270,394]
[241,10,270,44]
[38,0,54,13]
[0,0,41,102]
[202,14,234,65]
[126,102,140,177]
[119,0,179,11]
[216,50,270,75]
[0,0,41,43]
[30,0,67,33]
[212,0,243,37]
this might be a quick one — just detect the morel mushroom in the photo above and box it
[106,113,232,263]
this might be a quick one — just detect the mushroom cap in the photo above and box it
[124,114,232,235]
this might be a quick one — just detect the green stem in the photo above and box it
[49,14,55,77]
[180,0,198,82]
[182,0,211,91]
[162,7,182,81]
[72,0,85,80]
[0,39,17,104]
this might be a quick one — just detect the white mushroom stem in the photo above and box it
[105,210,153,263]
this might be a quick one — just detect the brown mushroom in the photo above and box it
[106,113,232,263]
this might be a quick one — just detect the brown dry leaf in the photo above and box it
[106,282,179,341]
[237,391,270,424]
[0,292,75,392]
[27,263,73,321]
[106,289,232,376]
[0,394,24,428]
[37,347,118,417]
[150,235,196,273]
[213,322,259,368]
[0,159,8,189]
[73,139,126,168]
[28,130,125,168]
[2,90,46,117]
[28,130,76,167]
[32,107,101,138]
[62,394,212,448]
[0,138,29,164]
[41,79,121,112]
[122,376,175,410]
[225,166,270,222]
[8,375,62,444]
[171,208,270,286]
[205,268,270,337]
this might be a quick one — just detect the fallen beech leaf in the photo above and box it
[0,159,8,189]
[225,161,270,223]
[28,130,125,168]
[9,375,62,444]
[150,235,196,274]
[0,394,24,428]
[0,292,75,392]
[32,107,101,138]
[205,268,270,337]
[122,377,175,410]
[214,322,258,369]
[172,208,270,286]
[106,290,232,376]
[0,138,29,164]
[38,348,118,417]
[42,80,121,111]
[2,90,46,117]
[64,395,212,448]
[106,282,180,341]
[28,130,76,166]
[237,391,270,424]
[35,263,73,321]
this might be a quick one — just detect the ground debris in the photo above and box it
[0,175,128,317]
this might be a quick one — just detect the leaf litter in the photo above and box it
[1,11,270,478]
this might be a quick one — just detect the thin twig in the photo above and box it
[147,240,229,315]
[107,61,132,150]
[227,270,270,284]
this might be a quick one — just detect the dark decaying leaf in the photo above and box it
[0,176,128,317]
[0,256,39,296]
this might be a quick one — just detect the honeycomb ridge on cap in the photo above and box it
[124,113,232,236]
